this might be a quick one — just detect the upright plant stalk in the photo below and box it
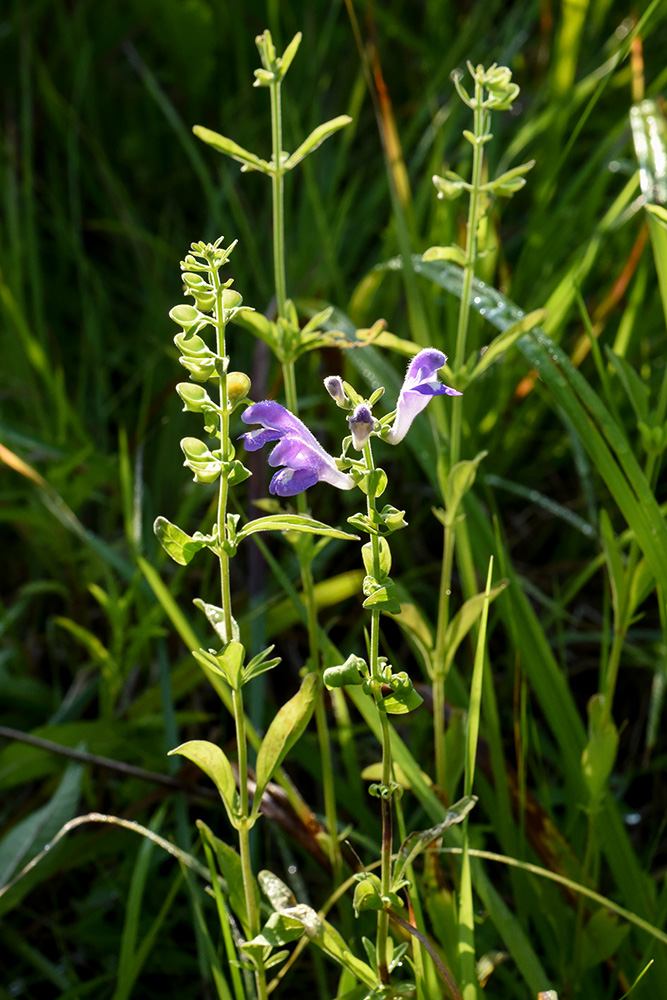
[432,72,488,795]
[212,265,267,1000]
[269,74,287,319]
[212,267,234,645]
[363,441,393,985]
[428,64,530,796]
[268,71,342,877]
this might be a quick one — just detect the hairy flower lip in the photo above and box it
[240,400,355,497]
[385,348,461,445]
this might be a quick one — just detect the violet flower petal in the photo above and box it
[240,400,355,496]
[386,348,462,445]
[270,467,320,497]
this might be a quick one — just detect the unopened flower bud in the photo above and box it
[324,375,348,407]
[349,404,374,451]
[227,372,251,403]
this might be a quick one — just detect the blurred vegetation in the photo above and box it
[1,0,667,997]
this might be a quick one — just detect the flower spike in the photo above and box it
[240,400,355,497]
[385,349,461,445]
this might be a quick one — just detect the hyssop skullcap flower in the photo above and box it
[240,400,355,497]
[349,404,374,450]
[385,349,461,445]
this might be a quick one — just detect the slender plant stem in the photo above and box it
[433,73,488,792]
[363,441,393,985]
[232,688,268,1000]
[433,521,455,792]
[270,78,287,319]
[279,260,341,873]
[211,264,234,644]
[450,82,487,467]
[212,254,267,1000]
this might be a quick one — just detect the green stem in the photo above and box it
[282,359,342,876]
[233,688,268,1000]
[211,266,234,644]
[433,73,488,793]
[432,521,455,793]
[211,255,266,999]
[270,78,287,319]
[450,82,487,467]
[363,441,392,985]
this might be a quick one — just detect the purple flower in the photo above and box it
[323,375,348,407]
[240,400,355,497]
[386,349,461,445]
[349,404,374,450]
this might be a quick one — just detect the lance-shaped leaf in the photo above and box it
[233,309,280,350]
[467,309,546,381]
[192,641,245,688]
[252,673,319,810]
[258,870,377,986]
[193,599,230,643]
[581,694,619,808]
[193,125,270,174]
[422,244,468,266]
[434,579,508,677]
[169,740,236,822]
[483,159,535,196]
[439,450,487,526]
[153,516,208,566]
[392,795,477,889]
[284,115,352,170]
[197,819,255,937]
[275,31,302,81]
[237,513,358,542]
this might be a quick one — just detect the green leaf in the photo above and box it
[441,580,508,675]
[193,125,270,173]
[193,599,229,642]
[468,310,546,381]
[284,115,352,170]
[444,451,488,524]
[243,645,281,684]
[252,673,320,809]
[484,159,535,196]
[276,31,302,80]
[362,577,401,614]
[578,908,629,971]
[237,514,357,542]
[225,459,251,487]
[581,694,619,807]
[197,820,252,935]
[192,641,245,689]
[356,467,387,498]
[422,244,467,266]
[381,684,423,715]
[0,759,83,890]
[432,173,467,200]
[253,911,306,947]
[153,516,206,566]
[604,346,649,422]
[361,537,391,578]
[599,510,627,623]
[168,740,236,819]
[233,309,280,349]
[323,654,366,689]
